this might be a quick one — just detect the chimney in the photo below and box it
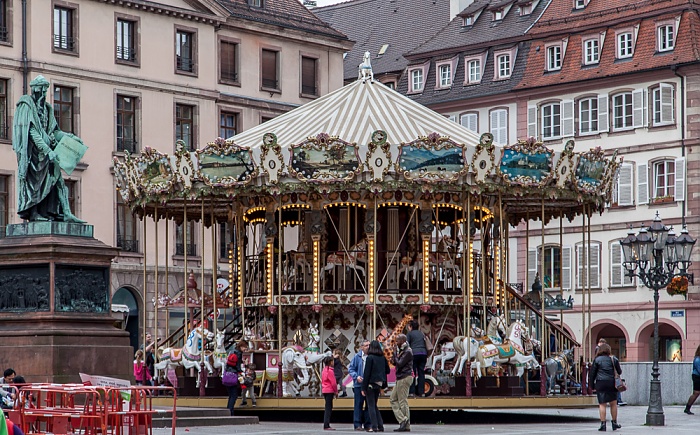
[450,0,475,20]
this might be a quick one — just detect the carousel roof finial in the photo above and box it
[358,51,374,83]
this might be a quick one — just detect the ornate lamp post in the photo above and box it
[620,213,696,426]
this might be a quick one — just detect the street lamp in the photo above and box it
[620,212,696,426]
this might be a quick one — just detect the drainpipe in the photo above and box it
[672,66,686,225]
[21,0,28,94]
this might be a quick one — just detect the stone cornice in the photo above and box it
[93,0,225,25]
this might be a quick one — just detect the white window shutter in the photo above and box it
[617,162,634,206]
[610,243,622,287]
[632,88,646,128]
[562,100,575,137]
[461,113,478,133]
[527,105,537,139]
[576,245,584,289]
[491,110,507,145]
[637,163,649,205]
[597,94,609,132]
[590,244,600,288]
[660,83,674,124]
[499,109,507,144]
[527,247,538,290]
[562,245,572,290]
[675,157,686,202]
[448,115,457,123]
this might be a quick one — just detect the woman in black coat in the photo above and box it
[588,343,622,431]
[225,340,248,416]
[361,340,390,432]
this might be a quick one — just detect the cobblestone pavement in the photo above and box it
[152,406,700,434]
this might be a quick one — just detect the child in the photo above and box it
[321,355,338,431]
[133,350,152,386]
[332,349,347,397]
[240,364,257,407]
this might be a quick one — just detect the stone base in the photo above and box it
[471,375,525,397]
[6,222,94,238]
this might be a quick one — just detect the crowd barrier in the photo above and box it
[2,384,176,435]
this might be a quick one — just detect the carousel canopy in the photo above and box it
[113,76,621,225]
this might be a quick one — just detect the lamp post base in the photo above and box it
[645,412,665,426]
[646,378,664,426]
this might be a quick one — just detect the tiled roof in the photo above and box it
[313,0,452,80]
[215,0,347,40]
[458,1,489,16]
[409,0,550,56]
[516,4,700,90]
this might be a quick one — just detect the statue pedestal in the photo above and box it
[0,224,132,383]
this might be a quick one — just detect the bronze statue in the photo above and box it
[12,75,85,223]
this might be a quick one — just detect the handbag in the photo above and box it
[611,356,627,392]
[222,368,239,387]
[424,334,434,353]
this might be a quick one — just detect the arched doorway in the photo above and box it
[590,322,628,361]
[637,321,683,362]
[113,286,140,352]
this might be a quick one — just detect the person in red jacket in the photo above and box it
[321,355,338,431]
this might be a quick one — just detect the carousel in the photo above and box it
[113,68,619,408]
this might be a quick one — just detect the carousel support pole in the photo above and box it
[479,195,486,328]
[154,206,159,386]
[142,210,148,376]
[200,199,206,397]
[559,211,563,355]
[236,211,246,344]
[164,211,169,354]
[499,192,506,321]
[465,194,473,396]
[540,198,546,397]
[184,201,189,341]
[211,200,217,336]
[525,212,530,331]
[277,197,283,381]
[580,205,587,381]
[372,196,378,337]
[586,207,593,368]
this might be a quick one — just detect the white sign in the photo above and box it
[217,278,229,293]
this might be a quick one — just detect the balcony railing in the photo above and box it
[117,237,139,253]
[53,34,76,51]
[302,84,317,95]
[221,70,238,82]
[116,46,137,62]
[262,78,278,89]
[0,123,8,140]
[176,56,194,72]
[175,243,197,256]
[117,139,138,154]
[0,26,8,42]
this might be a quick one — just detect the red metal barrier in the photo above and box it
[104,386,177,435]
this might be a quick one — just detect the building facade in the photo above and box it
[0,0,350,349]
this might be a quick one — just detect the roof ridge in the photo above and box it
[535,0,683,28]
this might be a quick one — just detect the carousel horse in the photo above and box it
[431,341,457,372]
[544,348,575,395]
[451,336,481,376]
[406,235,461,282]
[358,51,373,82]
[155,326,215,385]
[476,321,540,379]
[323,238,368,284]
[480,314,507,345]
[280,343,331,397]
[243,326,256,350]
[305,323,321,354]
[286,240,312,279]
[204,329,227,375]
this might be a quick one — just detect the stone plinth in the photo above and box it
[0,226,132,384]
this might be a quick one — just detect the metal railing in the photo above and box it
[221,70,238,82]
[117,138,138,154]
[53,34,75,51]
[0,26,7,42]
[301,84,317,95]
[116,46,137,62]
[117,237,139,253]
[176,56,194,72]
[262,78,278,89]
[175,243,197,256]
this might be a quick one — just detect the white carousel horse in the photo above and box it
[544,348,575,395]
[305,323,321,354]
[481,314,507,345]
[155,326,215,385]
[323,238,368,284]
[281,345,309,397]
[451,336,481,376]
[476,321,540,379]
[286,241,311,279]
[243,326,256,350]
[358,51,374,82]
[204,329,227,375]
[431,341,457,372]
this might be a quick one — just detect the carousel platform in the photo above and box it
[152,395,596,411]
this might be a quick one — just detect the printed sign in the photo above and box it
[671,310,684,318]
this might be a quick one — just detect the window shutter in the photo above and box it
[527,247,538,290]
[617,162,634,206]
[632,88,646,128]
[660,83,674,124]
[561,245,571,290]
[610,243,622,287]
[262,49,278,88]
[675,157,686,202]
[527,105,537,139]
[637,163,649,204]
[562,100,575,137]
[597,94,609,132]
[461,113,478,133]
[491,110,507,145]
[576,245,584,289]
[301,57,316,95]
[499,109,507,144]
[589,244,600,288]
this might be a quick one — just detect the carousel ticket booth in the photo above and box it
[114,74,618,407]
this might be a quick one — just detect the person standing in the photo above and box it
[225,340,247,416]
[348,340,371,431]
[684,345,700,414]
[240,364,257,407]
[333,349,348,397]
[321,356,338,431]
[406,320,427,397]
[140,333,156,386]
[133,350,152,386]
[390,334,413,432]
[589,343,622,431]
[1,369,16,410]
[361,340,390,433]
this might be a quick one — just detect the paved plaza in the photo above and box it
[152,406,699,434]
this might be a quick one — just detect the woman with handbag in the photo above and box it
[684,344,700,414]
[406,320,427,397]
[589,343,623,431]
[223,340,248,416]
[361,340,390,432]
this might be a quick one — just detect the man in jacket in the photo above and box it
[348,340,371,431]
[390,334,413,432]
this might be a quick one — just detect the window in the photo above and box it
[175,222,197,256]
[220,40,239,83]
[53,85,74,133]
[612,162,633,206]
[578,97,598,134]
[493,10,503,21]
[0,0,9,43]
[467,59,481,83]
[497,54,511,78]
[462,16,473,26]
[617,32,633,58]
[116,18,136,63]
[575,0,587,9]
[612,92,633,130]
[116,95,137,153]
[583,38,599,65]
[460,113,478,133]
[219,222,232,260]
[438,64,451,87]
[0,79,7,140]
[116,195,139,253]
[219,111,238,139]
[658,25,674,52]
[0,175,7,238]
[520,4,532,15]
[384,81,395,90]
[248,0,262,6]
[490,109,507,145]
[261,49,279,90]
[527,245,572,290]
[576,243,600,289]
[64,179,76,217]
[610,242,634,287]
[53,5,76,52]
[301,56,318,96]
[175,103,195,151]
[176,29,196,73]
[410,68,423,92]
[546,45,562,71]
[541,103,561,139]
[653,160,675,199]
[652,84,674,126]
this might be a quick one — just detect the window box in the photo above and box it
[650,195,675,205]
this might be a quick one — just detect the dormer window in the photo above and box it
[574,0,588,9]
[617,32,633,58]
[498,54,510,78]
[546,45,562,71]
[494,47,517,79]
[493,10,503,21]
[520,4,532,16]
[462,15,473,26]
[583,38,600,65]
[439,64,451,87]
[658,24,675,52]
[248,0,262,7]
[411,69,423,92]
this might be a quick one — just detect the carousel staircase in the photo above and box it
[159,307,249,350]
[151,407,259,428]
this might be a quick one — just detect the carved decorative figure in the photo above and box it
[358,51,374,83]
[154,326,215,386]
[475,321,540,379]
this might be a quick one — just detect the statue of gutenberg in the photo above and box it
[13,75,85,223]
